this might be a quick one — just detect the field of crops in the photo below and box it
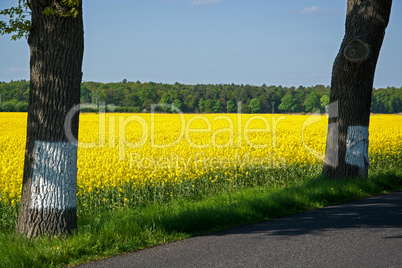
[0,113,401,209]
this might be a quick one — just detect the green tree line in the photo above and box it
[0,80,401,114]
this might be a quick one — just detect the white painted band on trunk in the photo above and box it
[30,141,77,210]
[345,126,369,176]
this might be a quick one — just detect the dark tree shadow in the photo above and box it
[207,191,402,238]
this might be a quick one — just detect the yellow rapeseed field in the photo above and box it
[0,112,401,204]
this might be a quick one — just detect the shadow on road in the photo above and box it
[207,191,402,238]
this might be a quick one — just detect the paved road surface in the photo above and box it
[79,191,402,268]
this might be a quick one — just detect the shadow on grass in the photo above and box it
[209,190,402,238]
[1,173,400,268]
[151,173,402,237]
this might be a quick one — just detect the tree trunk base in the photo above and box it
[17,208,77,238]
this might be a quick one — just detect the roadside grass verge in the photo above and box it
[0,156,401,268]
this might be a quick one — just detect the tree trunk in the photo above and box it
[322,0,392,179]
[17,0,84,238]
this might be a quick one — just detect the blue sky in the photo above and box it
[0,0,401,88]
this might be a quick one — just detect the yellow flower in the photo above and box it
[0,113,400,203]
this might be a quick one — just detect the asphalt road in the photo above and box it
[79,191,402,268]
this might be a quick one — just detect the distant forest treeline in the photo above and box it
[0,80,401,114]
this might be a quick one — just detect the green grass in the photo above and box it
[0,154,401,268]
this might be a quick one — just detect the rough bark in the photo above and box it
[17,0,84,238]
[322,0,392,179]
